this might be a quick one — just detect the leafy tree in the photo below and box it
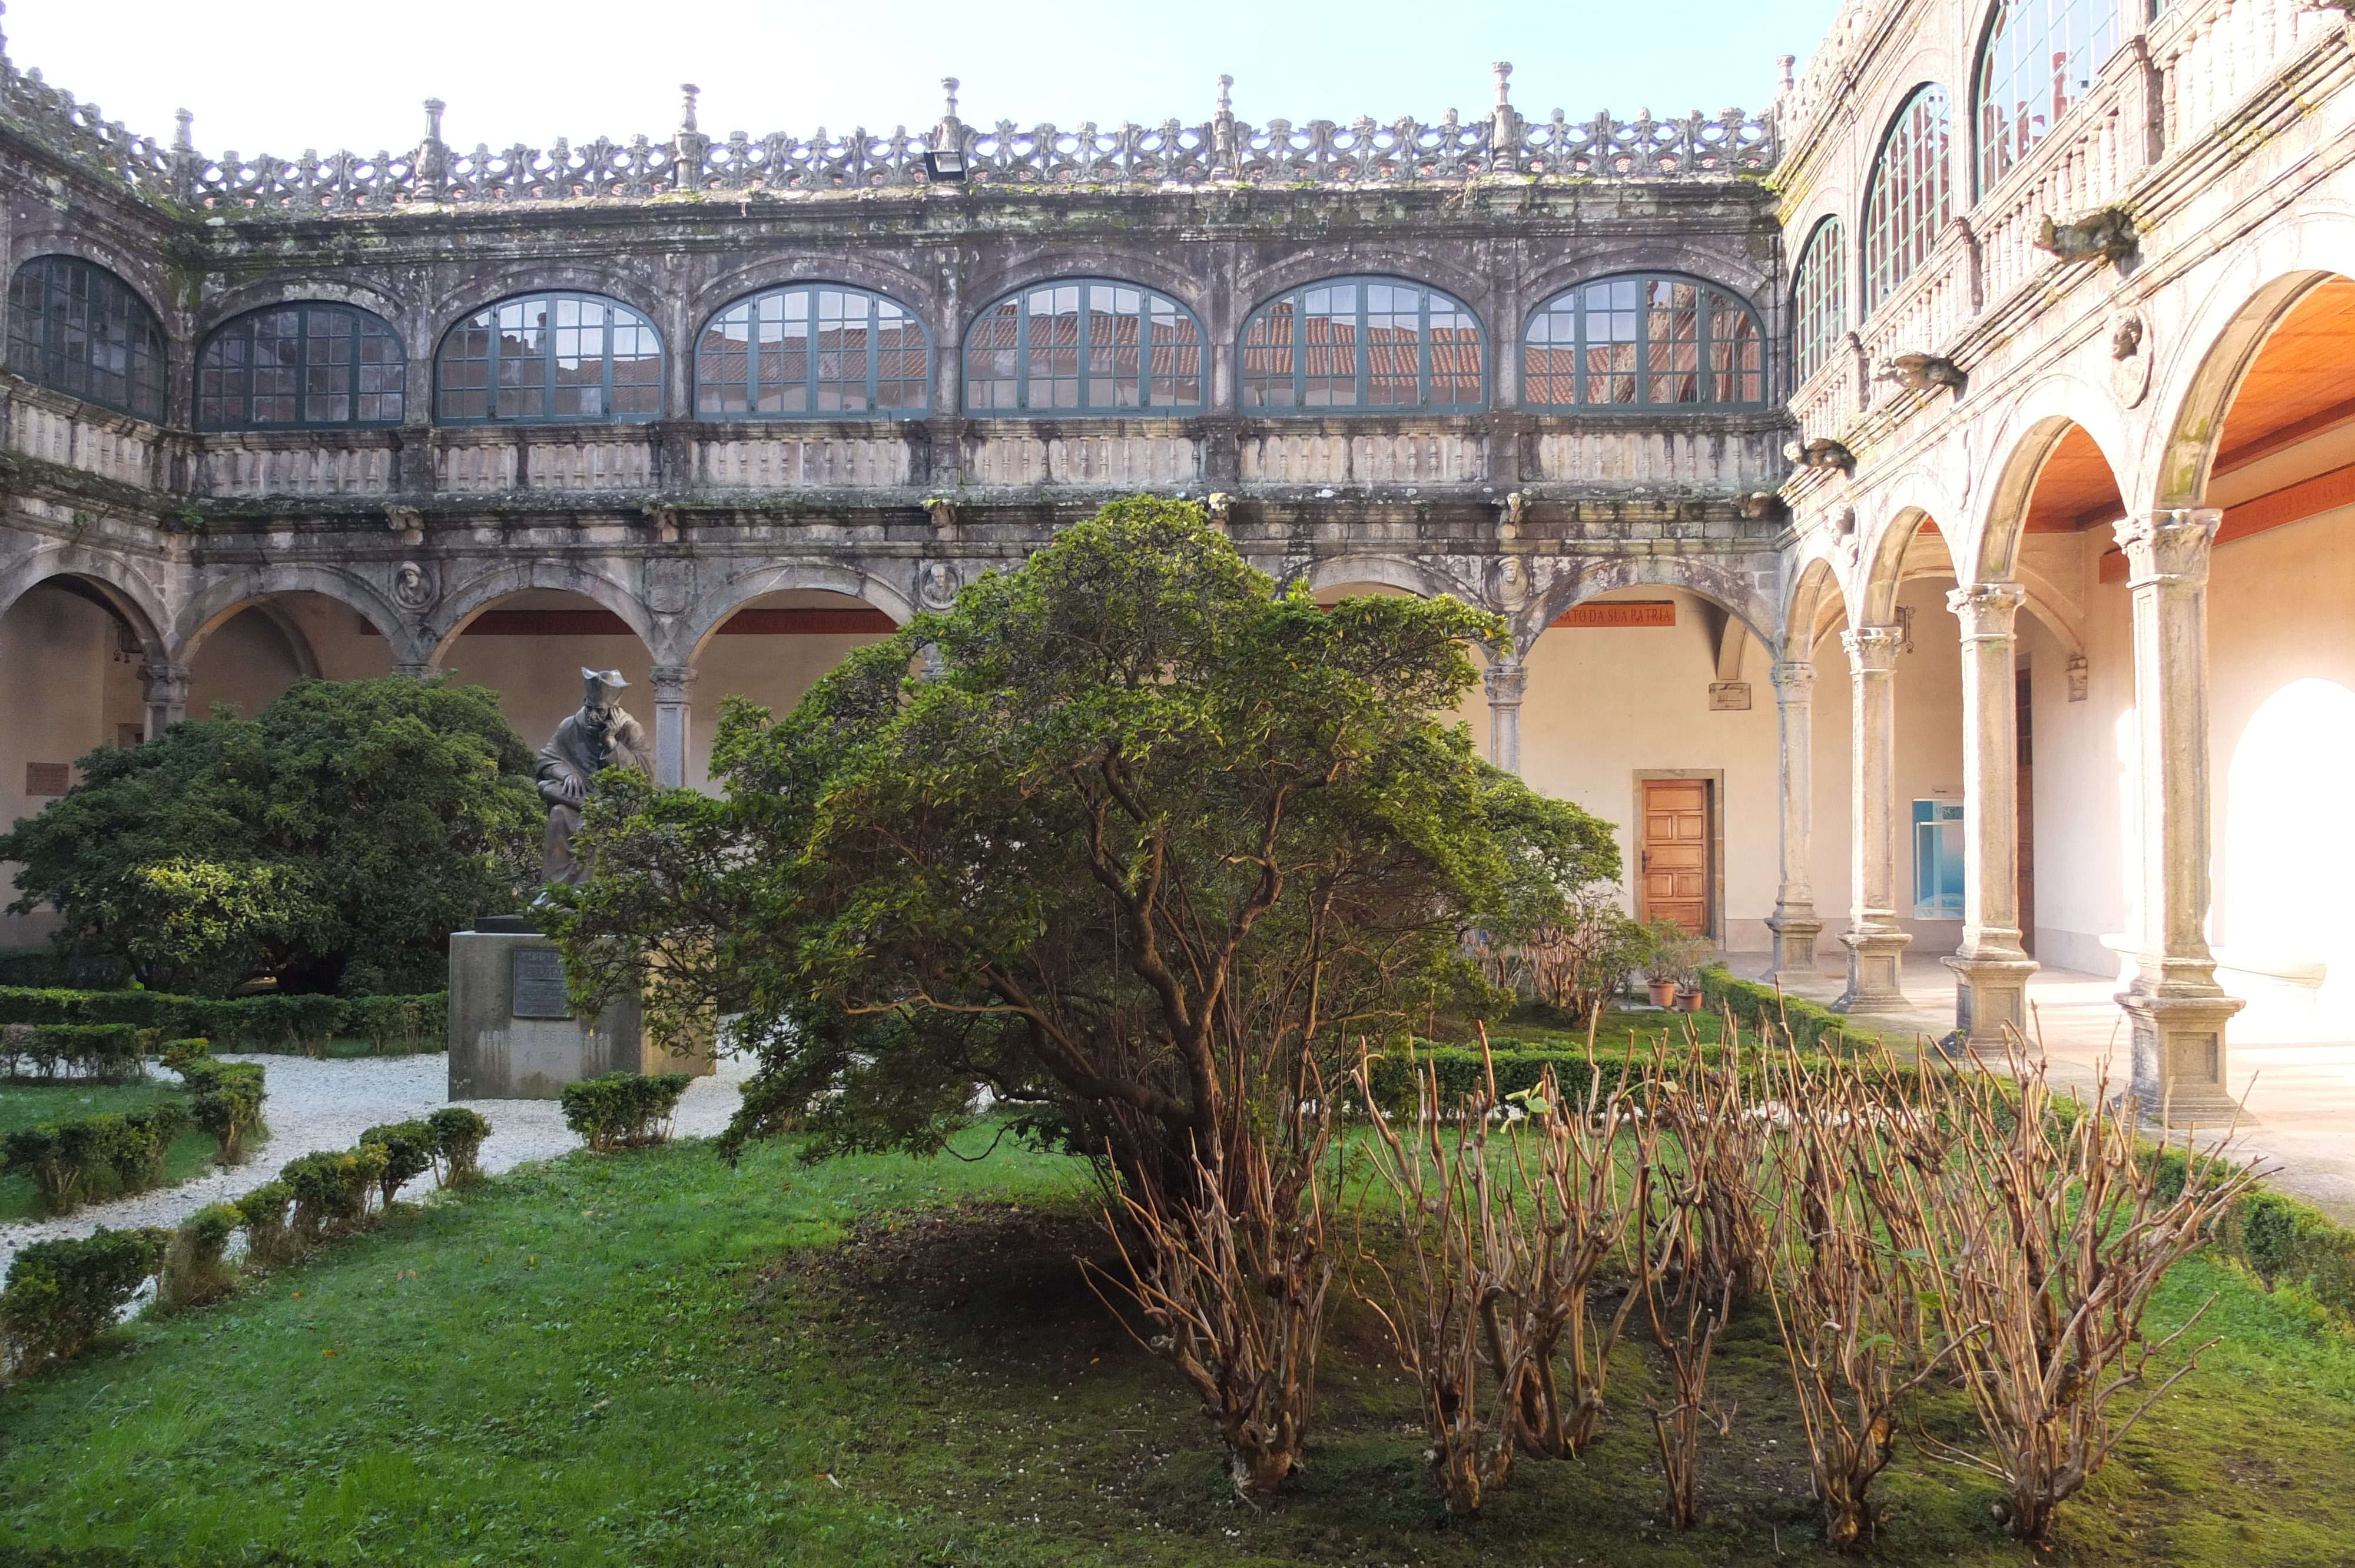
[0,676,540,995]
[553,499,1617,1203]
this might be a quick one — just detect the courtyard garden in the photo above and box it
[5,501,2354,1566]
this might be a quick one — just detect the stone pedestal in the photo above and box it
[448,927,644,1099]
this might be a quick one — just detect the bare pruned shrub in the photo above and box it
[1650,1025,1773,1308]
[1894,1042,2261,1546]
[1629,1099,1736,1529]
[1090,1127,1332,1500]
[1763,1047,1969,1550]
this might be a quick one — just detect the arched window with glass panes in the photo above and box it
[6,255,167,421]
[695,283,930,417]
[434,293,663,423]
[1976,0,2122,193]
[1863,85,1953,315]
[963,280,1203,414]
[1521,274,1764,409]
[1790,220,1847,387]
[1240,277,1484,412]
[196,303,406,430]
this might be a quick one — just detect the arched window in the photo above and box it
[1791,220,1847,386]
[6,255,167,421]
[1976,0,2123,192]
[695,283,930,417]
[1863,85,1953,314]
[195,303,406,430]
[964,280,1202,414]
[1522,274,1764,408]
[1240,278,1484,412]
[434,293,662,424]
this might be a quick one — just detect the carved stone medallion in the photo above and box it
[2109,311,2151,408]
[918,560,963,611]
[390,559,437,614]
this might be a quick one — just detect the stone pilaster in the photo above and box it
[1835,625,1911,1012]
[1943,583,2038,1052]
[2112,511,2243,1124]
[1484,655,1528,775]
[140,662,190,741]
[1766,659,1823,982]
[650,664,698,789]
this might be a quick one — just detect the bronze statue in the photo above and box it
[536,668,652,886]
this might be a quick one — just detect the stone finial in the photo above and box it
[679,84,699,134]
[423,98,447,144]
[1492,62,1513,107]
[1216,74,1234,116]
[173,109,193,151]
[941,78,960,120]
[1778,54,1796,91]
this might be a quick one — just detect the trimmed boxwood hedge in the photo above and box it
[0,987,447,1055]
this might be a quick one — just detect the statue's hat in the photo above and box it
[581,667,631,706]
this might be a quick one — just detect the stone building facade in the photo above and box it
[4,0,2350,1119]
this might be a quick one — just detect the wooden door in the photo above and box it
[1640,779,1711,934]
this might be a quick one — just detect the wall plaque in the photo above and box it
[511,948,573,1019]
[1551,601,1676,629]
[1707,682,1753,711]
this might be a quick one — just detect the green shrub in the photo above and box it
[158,1037,213,1071]
[159,1202,243,1311]
[106,1103,191,1191]
[281,1145,388,1244]
[180,1059,267,1165]
[4,1023,145,1082]
[350,993,448,1054]
[1696,965,1855,1053]
[234,1180,296,1270]
[426,1106,491,1188]
[0,986,451,1054]
[1,1119,107,1214]
[357,1121,435,1207]
[559,1072,691,1151]
[1,1227,170,1376]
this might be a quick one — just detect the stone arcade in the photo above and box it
[6,0,2355,1129]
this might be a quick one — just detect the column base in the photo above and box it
[1942,954,2040,1055]
[1834,929,1913,1014]
[2115,988,2247,1127]
[1764,913,1824,985]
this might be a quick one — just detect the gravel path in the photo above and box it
[1,1052,750,1277]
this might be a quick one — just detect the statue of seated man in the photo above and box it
[536,668,652,886]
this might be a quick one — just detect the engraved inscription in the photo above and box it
[512,948,573,1019]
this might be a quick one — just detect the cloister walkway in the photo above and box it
[1772,954,2355,1225]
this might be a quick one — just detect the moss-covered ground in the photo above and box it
[2,1115,2351,1568]
[0,1075,224,1222]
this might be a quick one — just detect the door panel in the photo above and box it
[1639,779,1711,934]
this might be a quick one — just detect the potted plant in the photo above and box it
[1640,918,1684,1008]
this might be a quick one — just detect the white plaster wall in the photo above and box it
[0,586,146,948]
[1515,588,1780,952]
[688,591,893,791]
[2206,507,2355,1039]
[188,607,307,719]
[2020,536,2134,982]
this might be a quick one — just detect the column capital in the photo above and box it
[1482,657,1528,705]
[138,661,191,700]
[2112,509,2221,587]
[1839,624,1903,672]
[650,663,699,700]
[1770,659,1815,696]
[1946,580,2025,638]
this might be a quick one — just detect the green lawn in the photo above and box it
[2,1124,2351,1567]
[0,1075,225,1222]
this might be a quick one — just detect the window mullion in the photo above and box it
[866,297,880,412]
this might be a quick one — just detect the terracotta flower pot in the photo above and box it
[1674,987,1705,1012]
[1647,978,1678,1008]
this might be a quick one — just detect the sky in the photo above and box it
[9,0,1840,161]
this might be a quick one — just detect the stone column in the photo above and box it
[1943,583,2039,1051]
[1484,654,1527,775]
[1835,625,1911,1012]
[2112,511,2242,1123]
[650,664,698,789]
[140,662,190,742]
[1766,659,1823,982]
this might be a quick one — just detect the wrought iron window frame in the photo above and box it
[1972,0,2125,195]
[960,277,1206,417]
[433,290,665,426]
[1862,84,1954,317]
[1239,275,1488,415]
[1519,271,1767,411]
[1789,220,1847,387]
[5,254,168,422]
[194,301,407,431]
[693,281,933,420]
